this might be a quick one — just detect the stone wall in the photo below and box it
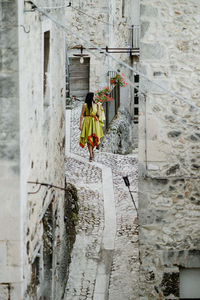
[20,2,67,299]
[101,107,136,154]
[65,0,137,110]
[139,0,200,298]
[0,0,68,299]
[65,0,139,152]
[0,1,22,299]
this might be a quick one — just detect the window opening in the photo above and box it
[122,0,125,17]
[43,31,50,107]
[134,74,139,83]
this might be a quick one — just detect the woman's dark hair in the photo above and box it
[85,92,94,111]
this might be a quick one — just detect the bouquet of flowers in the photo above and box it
[110,73,128,87]
[95,86,114,103]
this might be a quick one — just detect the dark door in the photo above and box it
[69,57,90,99]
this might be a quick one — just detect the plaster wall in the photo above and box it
[138,0,200,298]
[0,1,22,299]
[19,2,67,298]
[0,0,67,299]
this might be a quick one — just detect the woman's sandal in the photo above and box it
[89,156,93,162]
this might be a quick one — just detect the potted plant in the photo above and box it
[110,73,128,87]
[95,87,113,103]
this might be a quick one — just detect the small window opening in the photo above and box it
[180,268,200,299]
[134,107,139,115]
[122,0,125,17]
[134,74,139,83]
[43,31,50,106]
[134,96,139,105]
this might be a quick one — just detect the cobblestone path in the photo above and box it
[64,156,104,300]
[64,103,139,300]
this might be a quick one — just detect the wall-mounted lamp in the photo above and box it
[80,56,84,64]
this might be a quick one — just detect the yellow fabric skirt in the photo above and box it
[80,115,103,148]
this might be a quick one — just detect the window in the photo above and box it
[43,31,50,107]
[122,0,125,17]
[134,74,139,83]
[180,269,200,299]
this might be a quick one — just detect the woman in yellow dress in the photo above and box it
[79,92,104,161]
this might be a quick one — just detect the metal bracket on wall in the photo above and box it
[24,0,37,12]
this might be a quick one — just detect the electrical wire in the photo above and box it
[32,5,200,112]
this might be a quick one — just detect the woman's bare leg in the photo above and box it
[87,143,93,158]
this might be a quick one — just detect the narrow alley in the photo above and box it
[64,103,139,300]
[2,1,200,299]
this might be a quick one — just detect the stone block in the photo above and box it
[140,4,158,17]
[0,284,9,300]
[0,74,18,98]
[147,164,159,171]
[7,241,21,266]
[0,266,22,283]
[163,249,200,268]
[0,216,20,241]
[146,140,169,162]
[0,241,7,266]
[0,48,18,72]
[0,27,18,49]
[141,21,150,39]
[138,191,150,209]
[0,2,17,25]
[10,283,22,300]
[140,42,165,60]
[139,209,167,225]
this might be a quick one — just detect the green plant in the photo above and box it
[110,73,128,87]
[95,86,114,103]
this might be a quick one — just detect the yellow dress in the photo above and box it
[80,103,104,148]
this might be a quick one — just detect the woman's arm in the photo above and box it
[79,104,86,131]
[97,102,101,117]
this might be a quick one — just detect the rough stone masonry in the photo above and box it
[139,0,200,298]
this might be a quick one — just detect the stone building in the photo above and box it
[65,0,140,152]
[139,0,200,298]
[0,1,70,299]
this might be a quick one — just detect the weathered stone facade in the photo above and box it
[65,0,139,112]
[65,0,139,151]
[0,1,68,299]
[139,0,200,298]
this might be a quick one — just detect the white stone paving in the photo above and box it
[64,103,139,300]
